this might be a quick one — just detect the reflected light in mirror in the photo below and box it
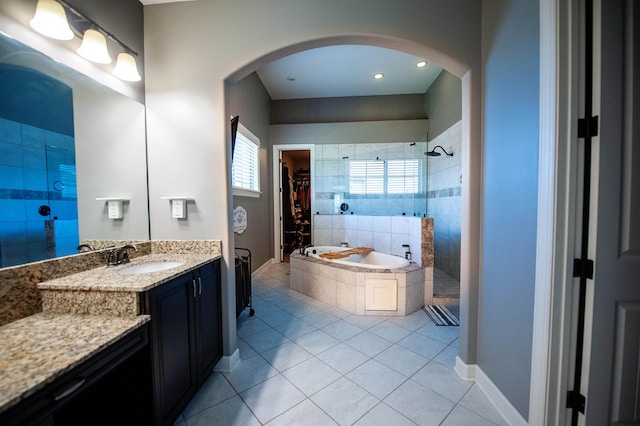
[113,52,141,82]
[29,0,73,41]
[77,29,112,64]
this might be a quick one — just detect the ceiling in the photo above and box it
[137,3,443,100]
[256,45,443,100]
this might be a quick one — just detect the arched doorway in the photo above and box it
[224,35,480,373]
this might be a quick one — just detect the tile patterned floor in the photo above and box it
[175,262,506,426]
[433,268,460,297]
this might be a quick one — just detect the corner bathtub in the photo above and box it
[290,247,424,316]
[302,246,410,270]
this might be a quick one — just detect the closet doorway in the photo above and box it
[272,145,314,262]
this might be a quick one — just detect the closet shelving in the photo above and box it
[282,166,311,253]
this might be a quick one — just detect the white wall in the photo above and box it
[143,0,482,373]
[75,84,149,241]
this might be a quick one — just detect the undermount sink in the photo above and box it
[118,261,184,275]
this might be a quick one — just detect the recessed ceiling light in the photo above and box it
[287,76,296,81]
[374,73,384,79]
[416,61,427,68]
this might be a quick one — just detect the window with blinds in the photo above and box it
[349,159,420,195]
[232,124,260,197]
[387,160,419,194]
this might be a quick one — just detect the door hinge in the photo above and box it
[578,116,599,138]
[566,390,586,413]
[573,258,594,280]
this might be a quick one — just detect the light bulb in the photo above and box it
[113,52,141,82]
[77,29,112,64]
[30,0,73,41]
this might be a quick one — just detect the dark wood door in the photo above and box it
[147,275,194,425]
[194,260,223,383]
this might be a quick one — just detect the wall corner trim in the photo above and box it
[454,355,476,381]
[213,348,241,373]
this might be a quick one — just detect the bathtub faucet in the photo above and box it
[300,244,313,256]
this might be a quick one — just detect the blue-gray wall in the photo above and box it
[480,0,539,418]
[425,71,462,140]
[229,72,273,272]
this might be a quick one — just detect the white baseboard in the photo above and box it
[213,348,240,373]
[455,355,477,381]
[252,257,275,279]
[475,367,528,426]
[454,357,527,425]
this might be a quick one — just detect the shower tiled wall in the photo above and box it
[426,121,461,280]
[313,142,429,217]
[0,118,77,267]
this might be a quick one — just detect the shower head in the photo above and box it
[425,145,453,157]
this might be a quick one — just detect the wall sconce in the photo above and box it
[29,0,141,82]
[161,197,193,219]
[96,198,128,220]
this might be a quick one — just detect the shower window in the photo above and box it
[387,160,420,194]
[348,159,420,195]
[349,160,384,194]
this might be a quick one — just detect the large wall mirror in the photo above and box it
[0,32,149,268]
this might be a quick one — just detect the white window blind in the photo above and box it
[232,124,260,197]
[349,160,384,194]
[387,160,419,194]
[349,159,420,195]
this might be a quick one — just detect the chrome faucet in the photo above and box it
[116,244,137,264]
[76,244,94,252]
[106,244,138,267]
[107,248,119,267]
[300,244,313,255]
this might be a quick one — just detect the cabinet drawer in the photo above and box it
[0,324,149,426]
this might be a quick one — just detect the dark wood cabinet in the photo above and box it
[0,324,152,426]
[144,259,222,425]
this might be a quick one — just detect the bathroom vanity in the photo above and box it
[0,241,223,426]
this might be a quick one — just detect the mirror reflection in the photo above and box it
[0,33,149,268]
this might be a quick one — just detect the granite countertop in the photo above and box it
[37,253,221,293]
[0,313,150,413]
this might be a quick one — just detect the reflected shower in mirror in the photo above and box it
[0,31,149,268]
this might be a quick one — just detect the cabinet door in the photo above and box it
[148,275,195,424]
[194,260,222,382]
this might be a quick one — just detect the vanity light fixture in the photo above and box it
[77,29,111,64]
[30,0,142,82]
[30,0,73,40]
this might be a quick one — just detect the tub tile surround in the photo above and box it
[0,240,222,325]
[313,215,432,267]
[312,215,435,306]
[290,253,424,316]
